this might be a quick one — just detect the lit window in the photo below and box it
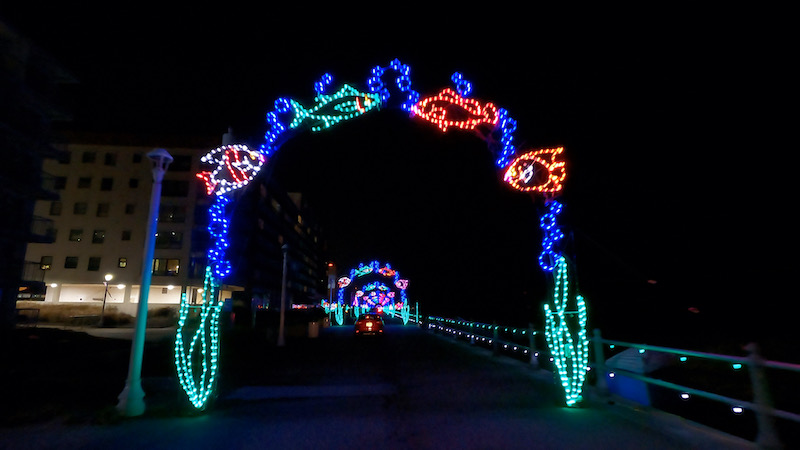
[152,258,180,276]
[40,256,53,270]
[118,258,127,268]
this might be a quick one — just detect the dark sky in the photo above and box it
[3,6,792,345]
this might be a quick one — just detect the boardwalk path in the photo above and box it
[1,322,753,449]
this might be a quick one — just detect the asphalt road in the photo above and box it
[1,320,754,449]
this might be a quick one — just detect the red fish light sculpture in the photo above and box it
[503,147,567,194]
[411,87,499,132]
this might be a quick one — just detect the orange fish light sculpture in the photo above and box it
[411,87,499,132]
[503,146,567,194]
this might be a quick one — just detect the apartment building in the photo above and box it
[1,19,74,330]
[22,134,224,315]
[23,131,328,318]
[228,169,328,312]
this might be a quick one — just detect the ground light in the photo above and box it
[179,58,586,410]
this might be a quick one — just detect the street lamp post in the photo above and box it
[99,273,113,327]
[277,244,289,347]
[117,148,172,417]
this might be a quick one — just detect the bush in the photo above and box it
[15,301,133,326]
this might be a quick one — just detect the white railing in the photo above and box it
[426,316,544,366]
[426,316,800,448]
[592,329,800,449]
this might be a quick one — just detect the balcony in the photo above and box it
[17,260,46,300]
[36,172,61,200]
[29,215,56,243]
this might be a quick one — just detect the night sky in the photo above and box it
[3,6,793,349]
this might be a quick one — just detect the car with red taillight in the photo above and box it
[354,313,384,336]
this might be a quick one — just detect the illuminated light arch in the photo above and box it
[336,260,409,323]
[355,282,396,310]
[178,58,587,410]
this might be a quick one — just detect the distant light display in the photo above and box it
[337,260,409,324]
[179,58,585,410]
[354,282,394,309]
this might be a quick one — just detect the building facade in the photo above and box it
[228,167,329,313]
[22,135,224,316]
[1,19,74,331]
[23,131,329,320]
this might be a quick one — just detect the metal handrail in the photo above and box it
[427,316,799,448]
[599,338,800,373]
[593,330,798,448]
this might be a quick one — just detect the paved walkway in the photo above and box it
[0,324,756,449]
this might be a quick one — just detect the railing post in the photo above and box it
[745,343,781,449]
[528,323,539,369]
[492,322,499,356]
[593,329,609,397]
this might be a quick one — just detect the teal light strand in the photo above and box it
[174,266,225,409]
[543,256,589,406]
